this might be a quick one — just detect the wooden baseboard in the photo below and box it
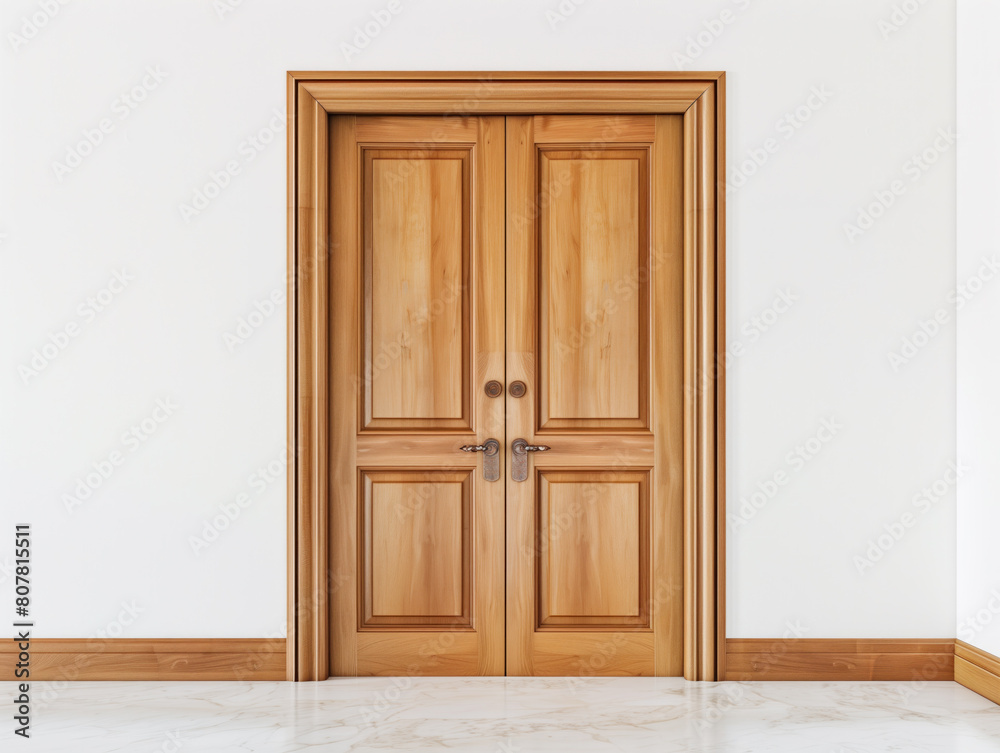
[0,639,286,681]
[0,637,990,690]
[955,640,1000,705]
[725,639,955,681]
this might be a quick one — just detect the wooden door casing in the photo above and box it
[290,73,725,683]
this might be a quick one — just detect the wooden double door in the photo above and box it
[329,114,684,676]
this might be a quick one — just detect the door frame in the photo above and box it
[286,71,726,681]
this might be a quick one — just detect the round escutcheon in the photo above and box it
[509,381,527,398]
[484,380,503,398]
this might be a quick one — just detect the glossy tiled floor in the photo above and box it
[6,677,1000,752]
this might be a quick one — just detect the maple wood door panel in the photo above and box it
[361,470,471,627]
[538,149,649,429]
[506,115,684,676]
[363,148,471,429]
[330,115,505,676]
[537,470,650,628]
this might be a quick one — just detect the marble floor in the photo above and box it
[4,677,1000,752]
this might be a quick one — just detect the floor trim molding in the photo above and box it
[0,639,286,681]
[955,640,1000,705]
[725,639,955,681]
[3,637,992,688]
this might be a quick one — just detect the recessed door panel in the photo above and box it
[538,471,649,628]
[362,470,471,627]
[363,149,471,430]
[539,151,648,428]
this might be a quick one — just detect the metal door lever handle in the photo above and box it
[512,441,550,453]
[459,439,500,481]
[510,438,550,481]
[458,440,500,455]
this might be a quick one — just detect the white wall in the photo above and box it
[957,0,1000,658]
[0,0,956,639]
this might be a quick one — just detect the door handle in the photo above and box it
[510,438,550,482]
[460,438,500,482]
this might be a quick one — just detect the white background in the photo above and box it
[0,0,973,645]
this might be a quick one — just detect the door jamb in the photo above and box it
[287,71,726,681]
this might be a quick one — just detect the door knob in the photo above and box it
[510,438,550,482]
[459,438,500,482]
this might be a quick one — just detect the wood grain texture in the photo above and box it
[506,114,682,676]
[363,470,471,626]
[534,115,656,143]
[505,115,538,677]
[539,149,647,426]
[289,87,329,682]
[682,86,723,682]
[356,633,480,676]
[956,640,1000,706]
[956,658,1000,706]
[301,80,713,115]
[355,115,479,142]
[363,148,470,428]
[328,115,361,678]
[330,115,505,677]
[538,471,649,627]
[725,639,955,681]
[530,632,656,676]
[291,71,725,81]
[0,639,286,681]
[652,115,686,677]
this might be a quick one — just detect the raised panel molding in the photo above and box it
[537,147,650,432]
[360,470,473,629]
[361,147,472,431]
[536,470,650,630]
